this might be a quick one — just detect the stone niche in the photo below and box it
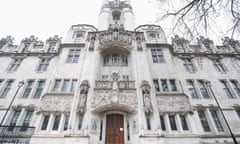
[38,94,73,112]
[156,95,192,113]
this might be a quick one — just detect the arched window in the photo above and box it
[103,53,128,66]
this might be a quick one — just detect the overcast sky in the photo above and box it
[0,0,158,43]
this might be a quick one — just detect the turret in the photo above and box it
[98,0,135,31]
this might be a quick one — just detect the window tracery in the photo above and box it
[103,53,128,66]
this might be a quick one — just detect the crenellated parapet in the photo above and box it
[0,35,61,55]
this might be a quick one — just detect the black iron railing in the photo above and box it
[0,125,35,144]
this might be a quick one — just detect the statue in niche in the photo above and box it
[78,80,89,113]
[111,71,120,103]
[89,35,96,50]
[141,80,153,114]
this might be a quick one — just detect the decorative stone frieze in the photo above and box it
[91,91,138,110]
[39,95,73,113]
[156,95,192,113]
[92,72,137,113]
[98,30,133,45]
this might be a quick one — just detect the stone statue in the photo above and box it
[78,80,89,113]
[141,80,153,114]
[111,71,120,103]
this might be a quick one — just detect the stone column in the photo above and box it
[176,113,183,133]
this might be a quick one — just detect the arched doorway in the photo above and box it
[105,114,124,144]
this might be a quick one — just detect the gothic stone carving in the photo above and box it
[141,80,153,114]
[39,95,73,112]
[78,80,90,113]
[222,37,240,53]
[91,91,138,108]
[156,95,191,113]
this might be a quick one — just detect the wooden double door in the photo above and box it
[105,114,124,144]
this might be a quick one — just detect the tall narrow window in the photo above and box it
[8,111,20,131]
[151,49,165,63]
[78,115,83,130]
[169,115,177,130]
[198,80,210,98]
[153,79,160,91]
[160,115,166,131]
[66,49,80,63]
[102,75,109,81]
[210,110,224,132]
[198,110,211,132]
[0,80,14,98]
[70,79,77,92]
[22,80,34,98]
[63,115,70,131]
[7,59,22,72]
[37,58,51,72]
[127,120,130,140]
[53,79,61,92]
[220,80,234,98]
[99,120,103,141]
[0,79,3,86]
[146,116,151,130]
[122,75,129,81]
[180,115,188,130]
[20,111,33,131]
[187,80,198,99]
[213,59,226,73]
[161,79,168,92]
[61,79,70,92]
[236,110,240,118]
[33,80,45,98]
[230,80,240,97]
[52,115,61,130]
[47,43,55,52]
[103,53,128,66]
[183,59,195,73]
[41,115,50,130]
[170,79,177,92]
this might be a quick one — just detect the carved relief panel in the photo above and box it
[39,95,73,112]
[156,95,192,113]
[91,91,138,108]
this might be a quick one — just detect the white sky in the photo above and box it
[0,0,158,44]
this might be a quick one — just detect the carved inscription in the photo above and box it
[156,95,191,112]
[39,95,73,112]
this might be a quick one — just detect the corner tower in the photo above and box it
[98,0,135,31]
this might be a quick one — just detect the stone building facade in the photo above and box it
[0,0,240,144]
